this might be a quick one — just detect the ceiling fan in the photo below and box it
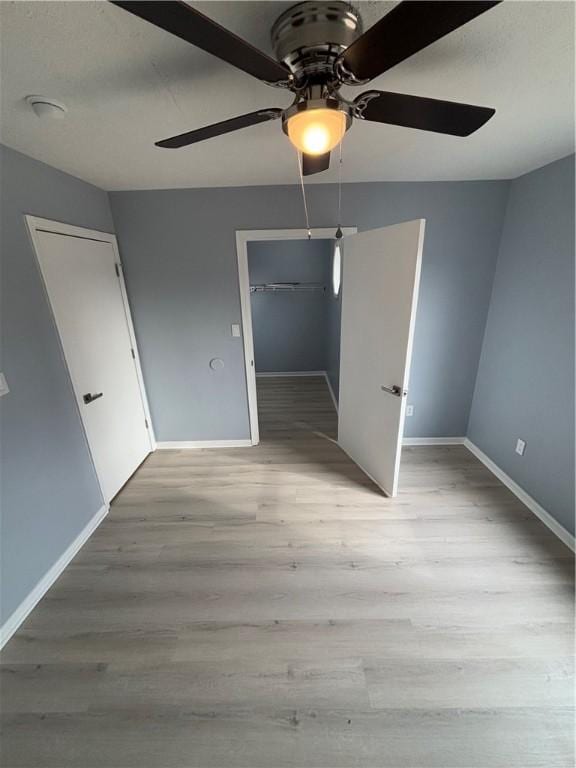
[111,0,501,176]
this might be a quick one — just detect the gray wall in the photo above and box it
[0,145,112,626]
[468,155,575,535]
[110,179,509,441]
[248,239,331,373]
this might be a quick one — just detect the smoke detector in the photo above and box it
[26,95,67,120]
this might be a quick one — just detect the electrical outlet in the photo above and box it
[406,405,414,417]
[515,438,526,456]
[231,324,241,338]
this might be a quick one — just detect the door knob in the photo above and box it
[83,392,103,404]
[381,385,407,397]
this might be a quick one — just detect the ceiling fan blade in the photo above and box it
[111,1,291,86]
[302,152,331,176]
[355,91,495,136]
[337,1,501,83]
[156,109,283,148]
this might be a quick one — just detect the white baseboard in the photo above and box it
[323,373,338,413]
[0,503,109,649]
[403,437,466,446]
[464,438,575,552]
[256,371,326,378]
[156,439,252,449]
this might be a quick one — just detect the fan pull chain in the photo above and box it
[296,151,312,239]
[335,139,343,241]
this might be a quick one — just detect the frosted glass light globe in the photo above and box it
[287,108,347,155]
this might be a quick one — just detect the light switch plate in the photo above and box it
[231,323,241,338]
[515,438,526,456]
[0,373,9,397]
[406,405,414,417]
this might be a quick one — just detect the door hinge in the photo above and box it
[130,348,136,359]
[114,263,120,277]
[145,418,149,429]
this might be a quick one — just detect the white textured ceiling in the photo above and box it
[0,0,574,190]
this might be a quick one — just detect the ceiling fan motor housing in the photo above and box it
[271,1,363,85]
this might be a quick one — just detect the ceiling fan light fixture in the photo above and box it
[287,108,347,155]
[112,0,500,170]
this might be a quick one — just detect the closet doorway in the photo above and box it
[237,228,356,446]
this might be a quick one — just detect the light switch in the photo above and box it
[515,438,526,456]
[231,324,241,338]
[0,373,9,397]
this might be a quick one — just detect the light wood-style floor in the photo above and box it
[2,376,574,767]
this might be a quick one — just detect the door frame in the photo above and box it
[236,227,357,445]
[24,215,156,499]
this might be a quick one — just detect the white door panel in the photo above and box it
[33,229,152,501]
[338,219,425,496]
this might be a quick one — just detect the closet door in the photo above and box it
[338,219,425,496]
[29,219,153,501]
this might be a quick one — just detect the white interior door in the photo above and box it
[338,219,425,496]
[31,226,153,502]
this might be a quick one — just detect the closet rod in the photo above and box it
[250,282,326,293]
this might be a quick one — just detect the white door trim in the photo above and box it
[24,215,156,500]
[235,227,357,445]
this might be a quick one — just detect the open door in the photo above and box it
[338,219,425,496]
